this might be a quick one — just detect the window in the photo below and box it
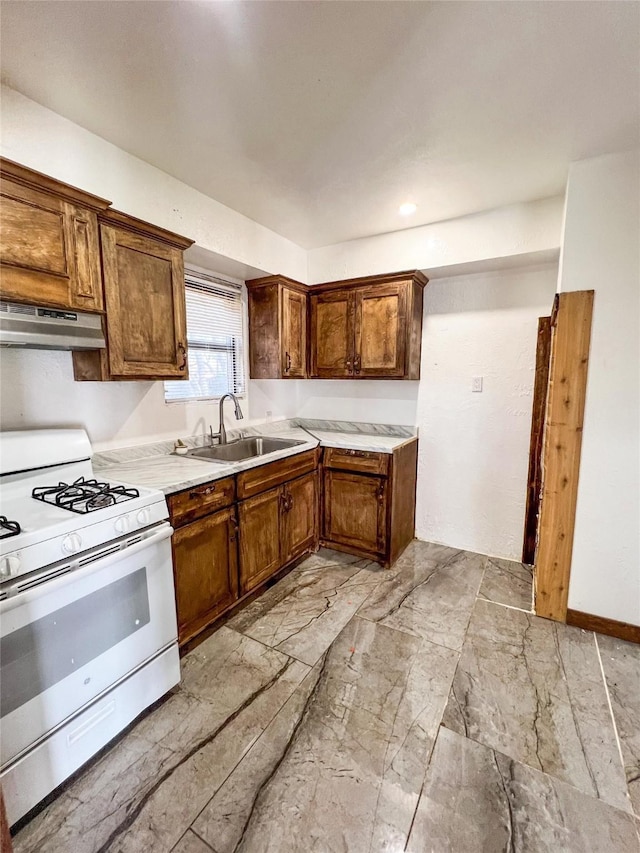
[165,271,245,403]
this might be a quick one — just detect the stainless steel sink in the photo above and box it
[186,436,305,463]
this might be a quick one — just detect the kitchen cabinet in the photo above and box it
[168,477,237,646]
[310,271,427,379]
[247,275,308,378]
[323,469,388,556]
[282,471,319,564]
[73,210,193,381]
[0,157,110,313]
[238,471,319,595]
[171,506,239,646]
[238,486,283,594]
[321,439,418,566]
[309,289,352,378]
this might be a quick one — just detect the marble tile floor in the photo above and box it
[13,541,640,853]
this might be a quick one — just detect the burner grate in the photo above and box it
[32,477,140,515]
[0,516,21,539]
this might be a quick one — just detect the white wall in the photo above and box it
[0,85,307,282]
[415,264,558,559]
[559,149,640,626]
[308,197,563,283]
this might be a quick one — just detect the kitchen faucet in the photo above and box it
[209,393,244,445]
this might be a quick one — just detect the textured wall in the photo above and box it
[560,149,640,626]
[414,264,558,560]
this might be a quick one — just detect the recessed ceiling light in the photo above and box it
[399,202,417,216]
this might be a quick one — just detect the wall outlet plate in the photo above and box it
[472,376,483,393]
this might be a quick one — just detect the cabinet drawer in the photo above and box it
[168,476,235,527]
[236,449,319,500]
[323,447,389,476]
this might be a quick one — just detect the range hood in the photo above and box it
[0,301,106,350]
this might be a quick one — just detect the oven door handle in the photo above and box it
[0,523,174,614]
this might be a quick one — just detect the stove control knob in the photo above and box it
[136,508,151,526]
[62,533,82,555]
[115,515,130,535]
[0,555,20,579]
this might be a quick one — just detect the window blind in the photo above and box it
[165,271,245,403]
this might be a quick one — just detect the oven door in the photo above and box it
[0,522,177,768]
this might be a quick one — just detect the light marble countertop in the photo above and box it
[94,420,417,496]
[309,430,415,453]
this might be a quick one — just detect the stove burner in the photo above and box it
[0,516,21,539]
[32,477,140,515]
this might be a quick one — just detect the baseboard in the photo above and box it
[566,609,640,645]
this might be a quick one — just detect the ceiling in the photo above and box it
[1,1,638,249]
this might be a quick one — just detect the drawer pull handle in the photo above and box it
[189,484,216,498]
[285,352,291,373]
[345,359,353,374]
[353,355,361,375]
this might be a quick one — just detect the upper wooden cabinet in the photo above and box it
[0,158,110,313]
[310,271,427,379]
[246,275,308,378]
[73,210,194,381]
[309,289,353,378]
[248,270,426,381]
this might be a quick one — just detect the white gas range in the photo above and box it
[0,429,180,827]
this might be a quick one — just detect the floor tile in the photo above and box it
[406,727,640,853]
[478,555,533,611]
[442,598,630,812]
[171,829,213,853]
[13,628,308,853]
[357,540,486,651]
[193,615,458,853]
[598,633,640,816]
[228,556,389,665]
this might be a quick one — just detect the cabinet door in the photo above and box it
[310,290,354,377]
[282,471,318,564]
[0,178,103,312]
[354,283,407,377]
[238,486,282,595]
[281,286,307,378]
[100,223,188,378]
[172,507,239,646]
[323,470,387,556]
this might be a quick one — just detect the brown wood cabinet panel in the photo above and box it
[238,486,282,595]
[246,276,308,379]
[168,476,236,527]
[323,447,390,476]
[388,439,418,565]
[172,506,239,646]
[282,471,319,564]
[281,286,307,377]
[100,223,188,378]
[310,290,353,377]
[322,469,387,556]
[236,448,319,500]
[354,283,407,377]
[0,163,108,312]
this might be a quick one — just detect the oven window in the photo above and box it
[1,568,151,718]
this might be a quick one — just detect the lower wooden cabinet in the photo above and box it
[171,505,238,646]
[238,471,319,595]
[238,486,283,595]
[321,438,418,567]
[323,470,387,557]
[282,471,319,564]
